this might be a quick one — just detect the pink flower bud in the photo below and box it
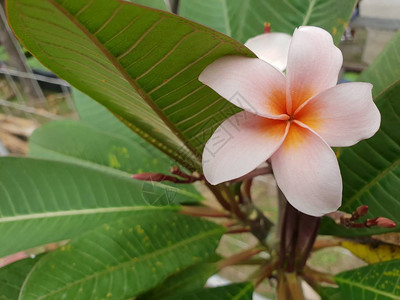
[376,217,396,228]
[264,22,271,34]
[355,205,369,218]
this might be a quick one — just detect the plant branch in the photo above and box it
[180,206,231,218]
[218,247,263,269]
[302,266,335,285]
[312,237,343,251]
[204,182,231,211]
[255,260,278,287]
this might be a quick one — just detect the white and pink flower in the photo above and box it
[199,26,380,217]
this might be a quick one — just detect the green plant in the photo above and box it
[1,1,400,299]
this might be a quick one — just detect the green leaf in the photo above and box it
[71,88,178,169]
[128,0,168,11]
[360,31,400,97]
[29,119,201,197]
[161,282,254,300]
[29,120,173,175]
[320,81,400,237]
[0,256,41,300]
[179,0,357,44]
[19,212,225,299]
[334,260,400,299]
[7,0,255,170]
[137,263,217,300]
[316,286,342,300]
[0,157,201,257]
[72,88,134,138]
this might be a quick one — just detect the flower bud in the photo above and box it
[264,22,271,34]
[354,205,369,218]
[376,217,396,228]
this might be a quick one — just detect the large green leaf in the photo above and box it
[129,0,168,11]
[334,260,400,299]
[161,282,254,300]
[359,31,400,97]
[137,263,217,300]
[72,88,134,138]
[29,120,201,195]
[7,0,255,171]
[0,256,41,300]
[29,120,173,175]
[19,212,225,299]
[73,87,192,165]
[179,0,357,44]
[0,157,201,257]
[320,81,400,236]
[72,89,174,162]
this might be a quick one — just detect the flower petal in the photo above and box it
[286,26,343,113]
[295,82,380,147]
[271,122,342,216]
[202,111,288,185]
[245,33,291,71]
[199,56,288,119]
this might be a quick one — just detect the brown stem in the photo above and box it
[180,206,231,218]
[302,266,335,285]
[295,214,320,270]
[276,188,287,239]
[220,183,246,220]
[255,260,278,287]
[279,200,300,272]
[218,247,263,269]
[205,177,273,244]
[278,192,321,273]
[222,220,238,228]
[241,178,253,204]
[205,182,231,211]
[277,272,290,300]
[285,272,305,300]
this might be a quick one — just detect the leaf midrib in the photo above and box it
[343,157,400,210]
[302,0,317,26]
[47,0,200,170]
[0,206,178,223]
[28,227,224,299]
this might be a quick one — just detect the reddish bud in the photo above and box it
[264,22,271,34]
[354,205,369,219]
[376,217,396,228]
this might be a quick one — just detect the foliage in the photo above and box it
[334,260,400,299]
[1,0,400,299]
[179,0,357,44]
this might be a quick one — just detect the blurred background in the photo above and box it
[0,0,398,299]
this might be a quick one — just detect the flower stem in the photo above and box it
[180,206,231,218]
[218,247,263,269]
[278,190,321,272]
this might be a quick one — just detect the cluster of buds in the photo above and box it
[132,166,203,184]
[330,205,396,229]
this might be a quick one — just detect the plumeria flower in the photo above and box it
[199,26,380,216]
[245,31,291,71]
